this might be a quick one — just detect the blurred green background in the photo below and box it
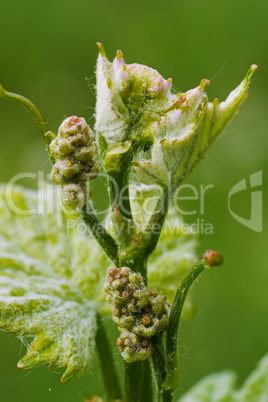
[0,0,267,400]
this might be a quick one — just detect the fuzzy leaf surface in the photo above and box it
[179,353,268,402]
[0,184,111,383]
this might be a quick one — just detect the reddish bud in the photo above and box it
[116,338,123,346]
[142,340,149,348]
[204,250,224,267]
[113,309,121,317]
[142,316,152,326]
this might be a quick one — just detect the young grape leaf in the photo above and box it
[179,371,237,402]
[179,353,268,401]
[0,184,111,383]
[236,353,268,401]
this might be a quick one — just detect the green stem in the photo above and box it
[125,360,153,402]
[165,261,208,396]
[0,84,54,145]
[120,188,169,281]
[162,389,173,402]
[109,172,133,220]
[121,256,148,285]
[96,314,123,401]
[118,190,170,401]
[145,187,169,255]
[81,202,119,266]
[151,335,166,401]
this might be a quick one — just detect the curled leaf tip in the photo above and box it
[200,78,211,89]
[116,50,124,59]
[0,83,5,97]
[203,249,223,267]
[96,42,106,57]
[16,363,24,369]
[245,64,258,82]
[44,130,56,142]
[60,373,72,384]
[250,64,259,71]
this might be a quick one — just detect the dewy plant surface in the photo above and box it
[0,44,261,401]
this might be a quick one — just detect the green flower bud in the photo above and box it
[116,331,152,363]
[61,183,91,209]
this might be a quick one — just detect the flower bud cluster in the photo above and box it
[104,267,170,362]
[116,331,152,363]
[49,116,99,209]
